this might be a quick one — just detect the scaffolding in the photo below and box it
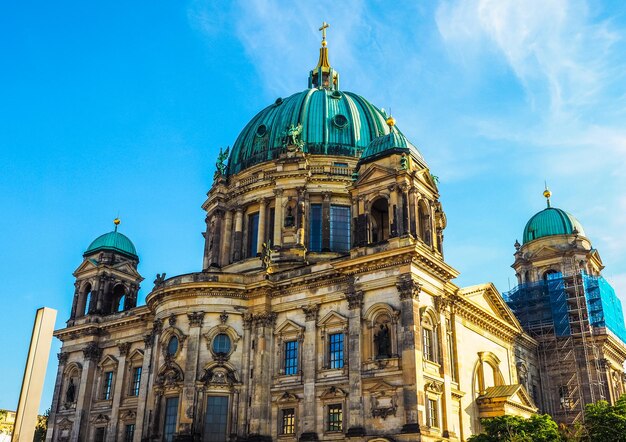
[503,265,625,424]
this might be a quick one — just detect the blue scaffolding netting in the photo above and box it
[503,272,626,344]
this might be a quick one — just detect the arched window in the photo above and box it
[212,334,231,355]
[167,336,179,357]
[421,312,438,363]
[373,313,393,359]
[82,283,92,316]
[112,284,126,313]
[543,269,561,281]
[370,198,389,243]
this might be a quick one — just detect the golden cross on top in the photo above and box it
[319,21,330,46]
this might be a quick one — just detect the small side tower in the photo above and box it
[505,188,626,425]
[68,219,143,324]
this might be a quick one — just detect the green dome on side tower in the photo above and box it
[84,219,138,259]
[522,190,586,244]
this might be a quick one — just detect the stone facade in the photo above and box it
[46,39,540,442]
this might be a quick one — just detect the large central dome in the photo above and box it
[227,88,393,176]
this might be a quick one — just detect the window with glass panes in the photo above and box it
[130,366,142,396]
[94,427,105,442]
[163,397,179,442]
[247,212,259,258]
[427,398,439,427]
[309,204,322,252]
[281,408,295,434]
[212,333,231,355]
[203,396,229,442]
[102,371,113,400]
[124,424,135,442]
[330,205,350,252]
[423,327,434,362]
[328,333,344,369]
[327,404,343,432]
[284,340,299,375]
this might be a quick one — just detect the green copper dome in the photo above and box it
[523,207,585,244]
[227,88,395,176]
[359,126,425,165]
[85,231,138,259]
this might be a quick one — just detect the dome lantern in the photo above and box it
[308,21,339,91]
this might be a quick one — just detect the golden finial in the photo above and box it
[319,21,329,47]
[114,217,121,232]
[543,182,552,208]
[386,116,396,127]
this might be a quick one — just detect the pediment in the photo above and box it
[98,354,118,368]
[365,380,397,393]
[111,261,141,278]
[73,258,98,275]
[354,163,395,185]
[320,386,347,400]
[458,283,523,332]
[477,384,537,410]
[127,348,144,362]
[318,311,347,327]
[275,319,304,335]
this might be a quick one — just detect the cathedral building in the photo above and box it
[45,30,624,442]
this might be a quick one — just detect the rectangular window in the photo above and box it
[328,333,344,369]
[327,404,343,432]
[309,204,322,252]
[94,427,105,442]
[130,366,142,396]
[163,396,179,442]
[102,371,113,400]
[330,205,351,253]
[423,328,434,362]
[284,340,299,375]
[203,395,229,442]
[281,408,295,435]
[247,212,259,258]
[124,424,135,442]
[427,398,439,428]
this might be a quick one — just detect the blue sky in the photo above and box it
[2,0,626,413]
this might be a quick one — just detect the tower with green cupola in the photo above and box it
[68,219,143,323]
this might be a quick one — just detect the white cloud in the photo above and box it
[436,0,621,119]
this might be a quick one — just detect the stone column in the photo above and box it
[322,192,331,251]
[134,333,154,442]
[396,275,421,434]
[408,188,417,237]
[221,210,233,267]
[345,284,365,436]
[69,282,80,320]
[257,198,267,255]
[45,353,68,442]
[178,312,204,436]
[90,275,102,314]
[238,314,254,437]
[248,312,275,438]
[401,185,410,236]
[301,304,320,438]
[233,209,244,262]
[73,342,102,441]
[143,320,163,439]
[389,185,399,238]
[435,300,454,439]
[107,343,130,442]
[273,189,283,247]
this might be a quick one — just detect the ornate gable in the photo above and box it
[353,163,395,186]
